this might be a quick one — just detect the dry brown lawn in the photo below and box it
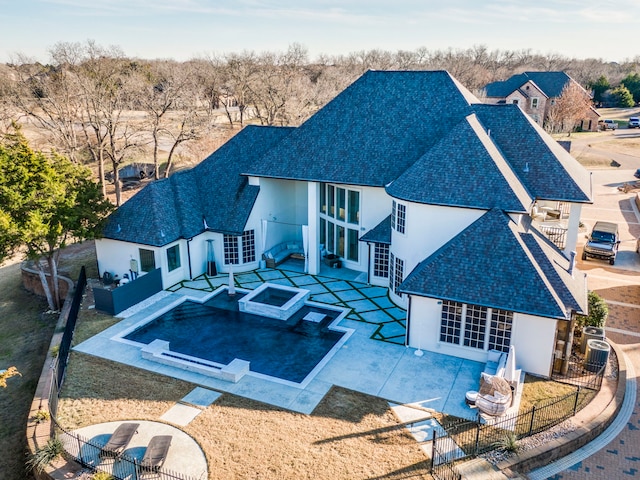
[57,353,432,480]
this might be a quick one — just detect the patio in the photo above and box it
[75,260,484,421]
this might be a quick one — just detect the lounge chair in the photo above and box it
[140,435,172,473]
[100,422,139,457]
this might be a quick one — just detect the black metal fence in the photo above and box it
[551,357,606,391]
[431,363,603,478]
[45,268,203,480]
[56,266,86,389]
[538,224,567,250]
[55,421,200,480]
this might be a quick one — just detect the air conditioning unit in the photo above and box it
[580,326,605,354]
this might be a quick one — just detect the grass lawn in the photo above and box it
[0,259,54,480]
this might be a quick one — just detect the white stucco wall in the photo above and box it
[407,295,558,377]
[95,238,190,289]
[389,203,485,305]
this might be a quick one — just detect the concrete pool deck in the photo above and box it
[75,263,484,421]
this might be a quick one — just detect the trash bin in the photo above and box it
[585,339,610,373]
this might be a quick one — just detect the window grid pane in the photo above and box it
[139,249,156,272]
[464,304,487,349]
[337,225,345,257]
[328,185,335,218]
[320,183,327,214]
[440,300,462,344]
[348,190,359,224]
[223,234,239,265]
[373,243,389,278]
[392,255,403,294]
[389,252,395,292]
[242,230,256,263]
[396,203,406,234]
[391,200,396,230]
[489,309,513,353]
[337,188,346,221]
[347,228,358,262]
[328,222,335,253]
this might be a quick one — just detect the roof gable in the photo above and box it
[245,70,478,187]
[399,209,584,319]
[484,72,573,99]
[473,104,591,203]
[386,114,531,211]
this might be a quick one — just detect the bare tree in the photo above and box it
[546,82,594,133]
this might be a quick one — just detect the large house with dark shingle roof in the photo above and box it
[483,71,600,132]
[96,70,592,377]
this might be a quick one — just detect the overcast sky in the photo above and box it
[1,0,638,64]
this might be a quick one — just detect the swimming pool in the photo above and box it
[120,287,351,386]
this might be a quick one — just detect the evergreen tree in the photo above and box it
[0,125,113,310]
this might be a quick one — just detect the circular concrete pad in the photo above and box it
[72,420,207,478]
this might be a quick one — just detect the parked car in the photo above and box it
[628,117,640,128]
[634,168,640,179]
[582,221,620,265]
[599,119,618,130]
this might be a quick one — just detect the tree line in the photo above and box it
[1,41,639,205]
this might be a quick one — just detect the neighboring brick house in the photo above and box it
[483,72,600,132]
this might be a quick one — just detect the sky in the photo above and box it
[1,0,639,64]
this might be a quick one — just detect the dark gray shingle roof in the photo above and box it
[484,72,574,98]
[360,215,392,244]
[244,70,476,187]
[103,126,292,245]
[386,114,530,211]
[399,209,586,319]
[473,104,591,203]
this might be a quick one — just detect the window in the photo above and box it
[347,228,359,262]
[348,191,359,224]
[489,309,513,353]
[373,243,390,278]
[389,253,404,295]
[440,300,463,345]
[512,99,519,105]
[223,234,239,265]
[224,230,256,265]
[328,185,335,218]
[319,183,361,261]
[391,200,406,234]
[531,97,539,109]
[439,302,513,351]
[464,305,487,349]
[139,248,156,272]
[337,188,346,221]
[166,244,181,272]
[242,230,256,263]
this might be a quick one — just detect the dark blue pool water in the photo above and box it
[124,292,345,384]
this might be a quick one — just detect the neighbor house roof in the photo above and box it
[484,72,576,99]
[399,209,587,319]
[243,70,477,187]
[102,126,292,246]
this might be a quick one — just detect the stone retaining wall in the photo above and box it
[496,341,626,476]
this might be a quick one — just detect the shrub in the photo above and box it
[577,291,608,329]
[33,410,50,424]
[92,471,114,480]
[493,431,520,453]
[27,437,64,473]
